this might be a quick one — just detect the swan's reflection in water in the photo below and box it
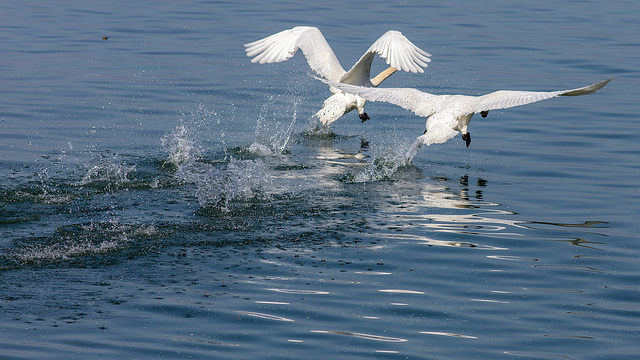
[303,137,609,251]
[356,173,609,251]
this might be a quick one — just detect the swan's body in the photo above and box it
[319,77,613,147]
[244,26,431,126]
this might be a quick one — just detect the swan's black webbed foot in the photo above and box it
[462,132,471,148]
[359,112,370,122]
[481,111,489,118]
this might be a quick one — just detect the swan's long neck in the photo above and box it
[370,67,397,87]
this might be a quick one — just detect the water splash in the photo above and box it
[343,137,423,182]
[301,123,338,139]
[161,104,215,166]
[75,157,135,187]
[13,238,122,264]
[177,157,271,211]
[247,142,275,157]
[162,124,201,166]
[249,94,300,156]
[7,222,158,265]
[12,168,75,205]
[160,104,274,211]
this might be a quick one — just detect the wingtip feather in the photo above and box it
[561,76,614,97]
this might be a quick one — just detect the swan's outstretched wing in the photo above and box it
[340,31,431,86]
[469,77,613,114]
[323,77,613,118]
[244,26,346,81]
[321,78,441,117]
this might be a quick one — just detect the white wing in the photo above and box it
[324,77,613,118]
[321,79,442,117]
[469,77,614,114]
[244,26,346,81]
[365,30,431,73]
[339,30,431,87]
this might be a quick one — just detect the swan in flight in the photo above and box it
[244,26,431,126]
[317,76,613,147]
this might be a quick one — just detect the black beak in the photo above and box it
[359,112,370,122]
[462,132,471,148]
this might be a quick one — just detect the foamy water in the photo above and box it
[75,158,136,187]
[339,137,423,182]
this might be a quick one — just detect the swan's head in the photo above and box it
[355,96,369,122]
[461,132,471,148]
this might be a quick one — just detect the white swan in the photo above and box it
[244,26,431,126]
[317,76,613,147]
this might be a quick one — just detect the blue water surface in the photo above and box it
[1,1,639,359]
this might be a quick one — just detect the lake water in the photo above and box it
[1,1,639,359]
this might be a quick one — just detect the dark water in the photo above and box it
[1,1,639,359]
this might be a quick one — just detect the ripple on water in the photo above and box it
[267,288,331,295]
[236,311,295,322]
[310,330,408,342]
[420,331,478,339]
[378,289,425,295]
[487,255,540,262]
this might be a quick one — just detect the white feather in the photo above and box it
[245,27,431,126]
[319,77,613,146]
